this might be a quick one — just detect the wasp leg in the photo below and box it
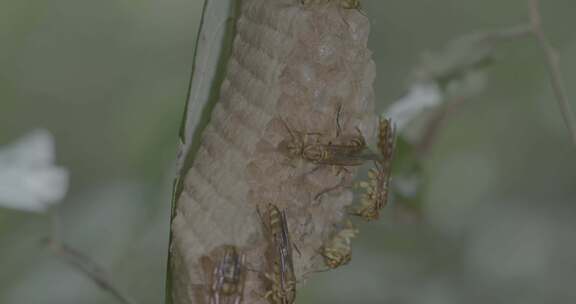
[313,177,348,203]
[292,242,302,257]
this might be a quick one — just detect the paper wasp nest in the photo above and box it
[170,0,376,302]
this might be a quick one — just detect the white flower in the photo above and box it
[0,129,69,213]
[385,82,443,131]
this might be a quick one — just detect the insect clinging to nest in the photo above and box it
[200,245,247,304]
[257,203,298,304]
[300,0,361,10]
[320,220,358,269]
[300,0,367,21]
[350,118,397,221]
[298,134,377,167]
[278,105,379,169]
[349,165,389,221]
[377,117,396,164]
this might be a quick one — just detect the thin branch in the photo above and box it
[45,208,137,304]
[48,206,62,246]
[529,0,576,146]
[46,238,137,304]
[394,24,536,156]
[479,24,532,44]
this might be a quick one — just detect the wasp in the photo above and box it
[278,105,379,168]
[300,139,378,167]
[349,166,389,221]
[377,117,396,162]
[299,0,367,31]
[301,0,361,10]
[200,245,247,304]
[320,220,358,269]
[258,203,297,304]
[350,118,396,221]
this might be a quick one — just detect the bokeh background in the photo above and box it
[1,0,575,303]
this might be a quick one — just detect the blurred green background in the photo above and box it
[1,0,575,303]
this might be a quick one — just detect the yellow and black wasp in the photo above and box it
[350,118,396,221]
[278,105,380,169]
[320,220,358,269]
[200,245,247,304]
[258,203,297,304]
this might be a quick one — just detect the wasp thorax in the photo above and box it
[278,139,303,159]
[301,144,326,162]
[219,246,243,295]
[200,245,247,304]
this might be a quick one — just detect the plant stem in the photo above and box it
[529,0,576,146]
[46,207,137,304]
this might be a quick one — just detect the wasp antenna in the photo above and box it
[301,267,331,281]
[256,205,269,232]
[290,241,302,257]
[280,117,298,141]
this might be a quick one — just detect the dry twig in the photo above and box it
[46,208,136,304]
[528,0,576,146]
[47,240,137,304]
